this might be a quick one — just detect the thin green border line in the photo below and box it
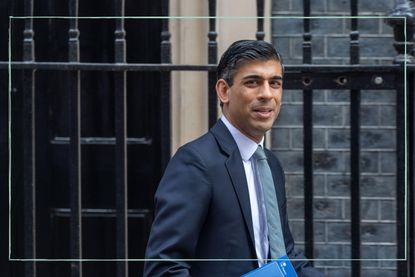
[9,15,407,20]
[404,16,408,262]
[8,15,12,261]
[7,258,409,262]
[8,15,409,262]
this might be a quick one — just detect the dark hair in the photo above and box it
[216,40,283,87]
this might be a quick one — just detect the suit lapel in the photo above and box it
[225,153,256,246]
[210,121,256,249]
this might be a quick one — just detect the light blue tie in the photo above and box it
[253,146,286,260]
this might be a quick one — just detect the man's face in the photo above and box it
[216,59,283,143]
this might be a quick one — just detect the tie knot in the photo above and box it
[253,145,267,161]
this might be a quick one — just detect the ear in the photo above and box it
[216,79,230,105]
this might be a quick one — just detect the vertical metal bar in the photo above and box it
[68,0,82,276]
[396,73,407,277]
[303,1,312,63]
[409,71,415,277]
[160,0,171,172]
[350,1,361,276]
[114,1,128,276]
[386,3,414,276]
[385,2,415,276]
[256,0,265,40]
[23,0,36,276]
[302,0,314,262]
[208,0,217,128]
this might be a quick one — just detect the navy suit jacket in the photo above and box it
[144,120,323,277]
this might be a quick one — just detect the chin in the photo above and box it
[254,123,273,134]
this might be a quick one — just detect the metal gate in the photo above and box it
[0,0,414,276]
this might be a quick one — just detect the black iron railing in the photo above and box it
[1,0,414,276]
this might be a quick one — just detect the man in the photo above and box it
[144,40,323,276]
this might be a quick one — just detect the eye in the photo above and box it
[269,80,282,89]
[244,79,259,87]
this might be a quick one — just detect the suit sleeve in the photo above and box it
[143,145,212,277]
[270,153,325,277]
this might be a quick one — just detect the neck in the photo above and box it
[222,112,264,144]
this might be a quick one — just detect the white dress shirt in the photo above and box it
[221,116,269,266]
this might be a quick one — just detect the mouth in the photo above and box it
[252,107,274,119]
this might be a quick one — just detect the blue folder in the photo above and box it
[241,255,298,277]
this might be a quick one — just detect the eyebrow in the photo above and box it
[241,74,283,81]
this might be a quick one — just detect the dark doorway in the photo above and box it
[1,1,163,276]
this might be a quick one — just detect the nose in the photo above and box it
[258,82,273,100]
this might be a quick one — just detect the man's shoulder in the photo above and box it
[181,130,215,147]
[178,120,231,154]
[175,130,221,159]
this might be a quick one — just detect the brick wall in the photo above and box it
[271,1,398,276]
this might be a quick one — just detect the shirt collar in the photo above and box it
[221,115,264,161]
